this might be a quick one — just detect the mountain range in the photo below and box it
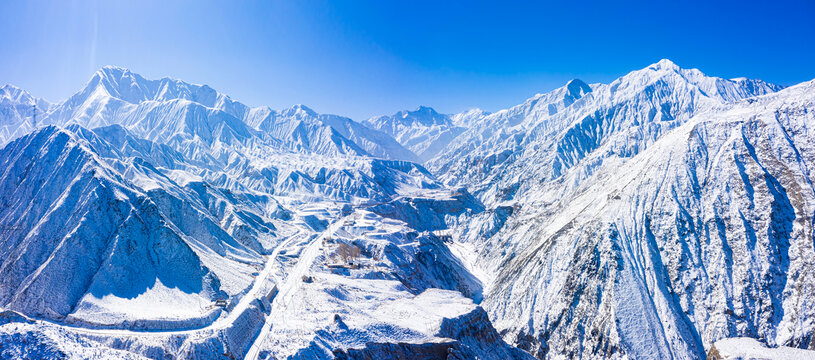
[0,60,813,360]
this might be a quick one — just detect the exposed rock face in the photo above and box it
[366,189,484,231]
[437,306,533,360]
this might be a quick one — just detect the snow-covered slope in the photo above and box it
[428,60,782,206]
[0,68,521,359]
[0,125,288,328]
[250,104,419,162]
[1,60,813,360]
[5,66,415,163]
[708,337,815,359]
[0,126,516,358]
[364,106,466,161]
[0,120,506,358]
[0,67,433,204]
[450,108,490,129]
[445,66,814,359]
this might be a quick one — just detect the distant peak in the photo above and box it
[566,79,592,98]
[284,104,318,117]
[96,65,132,77]
[649,59,680,71]
[293,104,315,112]
[462,108,487,115]
[91,66,140,88]
[397,106,446,123]
[100,65,129,71]
[0,84,41,104]
[1,84,23,92]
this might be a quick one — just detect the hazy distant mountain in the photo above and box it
[364,106,467,162]
[0,84,52,147]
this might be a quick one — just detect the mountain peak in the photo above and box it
[394,106,446,125]
[283,104,318,118]
[85,65,149,102]
[413,105,438,114]
[648,59,680,71]
[78,66,244,113]
[99,64,131,72]
[0,84,27,101]
[94,65,138,81]
[1,84,24,92]
[392,106,442,121]
[565,79,592,98]
[0,84,50,107]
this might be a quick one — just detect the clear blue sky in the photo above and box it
[1,0,813,120]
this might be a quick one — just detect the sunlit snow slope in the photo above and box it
[0,68,526,359]
[1,60,813,360]
[433,61,814,359]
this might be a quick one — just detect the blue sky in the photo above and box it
[1,0,813,119]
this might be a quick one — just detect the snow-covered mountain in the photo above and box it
[0,67,528,359]
[364,106,466,161]
[428,60,782,204]
[249,104,420,162]
[0,85,52,146]
[435,61,815,359]
[1,61,814,360]
[464,80,815,358]
[0,66,416,163]
[0,125,261,327]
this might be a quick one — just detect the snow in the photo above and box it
[0,321,149,359]
[0,60,813,359]
[710,337,815,360]
[363,106,466,161]
[435,66,813,359]
[69,279,216,329]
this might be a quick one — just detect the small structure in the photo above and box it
[214,299,229,307]
[302,275,313,283]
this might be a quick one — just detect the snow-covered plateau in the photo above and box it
[1,60,814,359]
